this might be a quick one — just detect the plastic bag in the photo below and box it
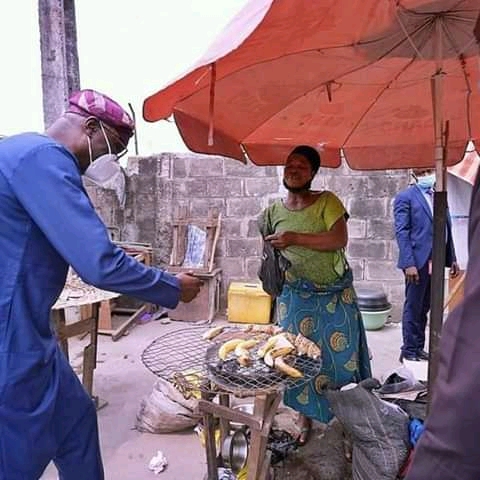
[326,379,410,480]
[378,367,424,395]
[135,378,201,433]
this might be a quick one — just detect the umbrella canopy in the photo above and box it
[143,0,480,170]
[142,0,480,401]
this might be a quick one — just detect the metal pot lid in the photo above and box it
[355,288,389,302]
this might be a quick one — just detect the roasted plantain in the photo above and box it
[202,325,225,341]
[218,338,244,360]
[275,357,304,378]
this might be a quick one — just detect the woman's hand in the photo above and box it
[265,231,297,249]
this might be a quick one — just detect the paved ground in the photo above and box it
[40,315,411,480]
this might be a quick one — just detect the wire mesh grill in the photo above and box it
[141,325,322,396]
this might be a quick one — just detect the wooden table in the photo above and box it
[97,245,153,341]
[52,278,120,407]
[199,388,282,480]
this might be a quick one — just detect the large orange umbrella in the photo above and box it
[144,0,480,171]
[143,0,480,399]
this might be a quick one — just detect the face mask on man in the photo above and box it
[84,122,123,187]
[416,173,435,190]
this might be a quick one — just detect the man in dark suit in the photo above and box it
[394,168,459,362]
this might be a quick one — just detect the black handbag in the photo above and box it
[257,209,291,298]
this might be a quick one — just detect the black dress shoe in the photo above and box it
[417,350,429,361]
[399,352,420,362]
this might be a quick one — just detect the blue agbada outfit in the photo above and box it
[0,133,181,479]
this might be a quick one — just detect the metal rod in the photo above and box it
[128,103,139,155]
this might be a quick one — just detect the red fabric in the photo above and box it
[143,0,480,170]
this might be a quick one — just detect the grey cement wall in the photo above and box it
[86,153,410,320]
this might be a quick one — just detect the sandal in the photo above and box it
[296,417,312,447]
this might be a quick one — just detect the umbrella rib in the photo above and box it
[393,5,426,59]
[342,58,416,147]
[176,15,432,124]
[238,36,430,142]
[459,55,474,140]
[441,19,477,57]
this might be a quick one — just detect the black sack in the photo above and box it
[257,209,291,298]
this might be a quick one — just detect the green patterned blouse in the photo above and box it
[265,191,348,286]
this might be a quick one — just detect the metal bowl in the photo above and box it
[230,403,254,429]
[221,430,249,473]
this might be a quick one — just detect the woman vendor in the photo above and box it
[260,145,372,445]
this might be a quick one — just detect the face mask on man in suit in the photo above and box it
[416,174,435,191]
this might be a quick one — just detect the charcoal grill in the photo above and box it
[141,325,322,480]
[141,325,321,396]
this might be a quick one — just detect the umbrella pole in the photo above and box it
[427,22,448,410]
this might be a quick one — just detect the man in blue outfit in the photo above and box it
[393,168,459,362]
[0,89,203,479]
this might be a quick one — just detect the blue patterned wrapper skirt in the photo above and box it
[277,269,372,423]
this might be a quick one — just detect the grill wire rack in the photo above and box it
[141,325,322,397]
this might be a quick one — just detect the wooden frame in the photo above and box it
[97,246,154,341]
[169,206,222,274]
[52,303,100,402]
[199,390,281,480]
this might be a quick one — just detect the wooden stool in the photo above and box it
[199,389,282,480]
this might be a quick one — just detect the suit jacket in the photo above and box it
[393,184,456,270]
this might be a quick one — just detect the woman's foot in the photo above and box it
[296,415,312,446]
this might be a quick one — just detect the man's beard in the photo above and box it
[283,178,312,193]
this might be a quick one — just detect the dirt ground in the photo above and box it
[39,315,407,480]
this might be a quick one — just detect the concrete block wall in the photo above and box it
[316,163,410,320]
[167,154,284,304]
[86,153,410,319]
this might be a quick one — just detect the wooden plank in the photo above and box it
[247,392,280,480]
[198,399,263,430]
[218,393,231,445]
[201,390,219,480]
[171,219,219,227]
[98,300,113,330]
[258,450,272,480]
[208,212,222,272]
[444,271,465,312]
[110,305,147,341]
[52,309,69,360]
[82,343,95,396]
[261,392,282,435]
[59,317,95,339]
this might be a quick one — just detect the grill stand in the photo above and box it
[199,388,281,480]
